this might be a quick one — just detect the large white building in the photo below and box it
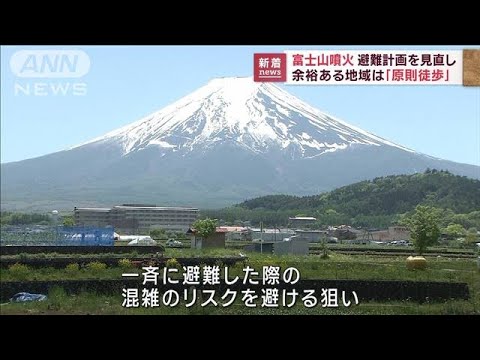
[74,204,198,233]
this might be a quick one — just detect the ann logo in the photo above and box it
[10,50,90,78]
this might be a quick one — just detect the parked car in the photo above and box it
[327,236,338,244]
[166,239,183,248]
[390,240,409,246]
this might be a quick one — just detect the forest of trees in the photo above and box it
[1,211,52,225]
[2,170,479,234]
[202,170,480,230]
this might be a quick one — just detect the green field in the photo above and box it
[1,249,479,315]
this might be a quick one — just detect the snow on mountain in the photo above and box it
[4,75,478,211]
[72,76,415,159]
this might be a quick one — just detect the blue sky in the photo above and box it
[1,45,479,165]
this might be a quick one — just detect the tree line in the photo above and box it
[1,211,52,225]
[201,171,480,231]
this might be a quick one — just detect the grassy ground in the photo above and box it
[1,287,477,315]
[1,250,479,314]
[2,251,478,282]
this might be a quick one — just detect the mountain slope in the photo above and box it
[71,77,414,158]
[2,77,479,211]
[201,171,480,229]
[237,171,480,216]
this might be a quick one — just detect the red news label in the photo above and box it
[254,53,287,82]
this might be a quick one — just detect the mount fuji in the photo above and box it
[2,77,479,210]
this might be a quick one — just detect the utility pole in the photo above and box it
[260,221,263,254]
[52,210,59,244]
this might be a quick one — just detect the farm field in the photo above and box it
[1,247,478,315]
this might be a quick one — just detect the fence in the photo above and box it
[0,225,114,246]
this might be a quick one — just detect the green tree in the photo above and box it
[465,227,478,245]
[62,216,75,227]
[192,218,217,239]
[406,205,440,255]
[444,223,466,239]
[1,211,51,225]
[150,228,167,240]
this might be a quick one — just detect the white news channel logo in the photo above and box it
[10,50,90,96]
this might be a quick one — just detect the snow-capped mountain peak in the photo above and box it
[72,76,414,158]
[4,76,479,211]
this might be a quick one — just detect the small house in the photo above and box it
[187,227,227,249]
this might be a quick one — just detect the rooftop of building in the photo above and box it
[217,226,249,232]
[289,217,317,221]
[250,228,294,233]
[75,205,198,211]
[113,205,198,211]
[74,208,111,212]
[186,227,229,234]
